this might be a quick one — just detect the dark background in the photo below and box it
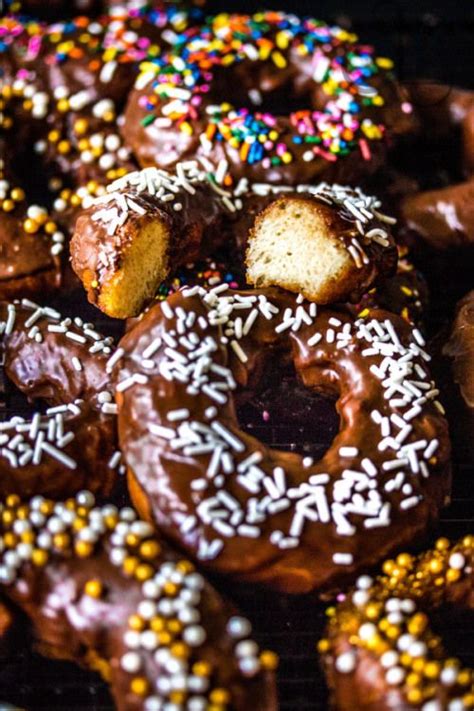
[0,1,473,710]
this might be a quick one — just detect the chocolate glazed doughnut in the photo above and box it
[0,299,120,498]
[400,84,474,249]
[0,492,278,711]
[319,536,474,710]
[122,12,417,185]
[114,286,450,594]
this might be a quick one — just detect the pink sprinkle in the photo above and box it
[359,138,372,161]
[402,101,413,114]
[262,410,270,422]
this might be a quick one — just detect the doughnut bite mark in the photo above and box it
[114,287,450,594]
[245,185,397,304]
[0,492,278,711]
[70,164,236,319]
[320,536,474,711]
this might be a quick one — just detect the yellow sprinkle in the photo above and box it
[271,51,287,69]
[180,121,193,136]
[84,579,103,599]
[376,57,394,70]
[75,540,93,558]
[130,677,149,696]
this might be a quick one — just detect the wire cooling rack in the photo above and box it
[0,2,473,709]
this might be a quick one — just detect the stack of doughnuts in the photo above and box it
[0,1,472,710]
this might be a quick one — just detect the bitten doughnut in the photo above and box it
[245,183,397,304]
[71,164,398,318]
[0,299,120,497]
[123,11,417,185]
[320,535,474,711]
[114,286,450,594]
[71,163,230,318]
[0,491,278,711]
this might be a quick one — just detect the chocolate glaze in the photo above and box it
[123,86,389,187]
[406,80,474,176]
[0,300,113,405]
[349,247,429,328]
[122,12,417,186]
[444,291,474,410]
[0,197,62,301]
[115,287,450,594]
[401,180,474,249]
[0,300,119,498]
[0,405,116,499]
[0,494,277,711]
[441,291,474,464]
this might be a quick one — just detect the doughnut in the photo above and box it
[113,286,450,594]
[33,108,137,189]
[2,8,199,108]
[406,81,474,176]
[71,164,399,318]
[0,175,63,300]
[400,180,474,250]
[245,183,397,304]
[0,298,115,405]
[0,403,117,499]
[0,491,278,710]
[350,245,429,328]
[319,535,474,710]
[70,163,235,318]
[400,84,474,250]
[0,299,120,498]
[122,11,417,185]
[441,291,474,464]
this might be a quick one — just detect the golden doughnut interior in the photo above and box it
[97,220,171,319]
[246,196,364,303]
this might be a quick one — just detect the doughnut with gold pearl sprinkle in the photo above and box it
[0,491,278,711]
[319,536,474,710]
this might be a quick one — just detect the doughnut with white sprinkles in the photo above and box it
[113,286,451,593]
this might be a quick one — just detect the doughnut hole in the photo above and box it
[237,360,339,462]
[209,62,316,115]
[96,220,171,319]
[246,196,366,303]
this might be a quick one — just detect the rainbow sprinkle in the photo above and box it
[135,12,409,173]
